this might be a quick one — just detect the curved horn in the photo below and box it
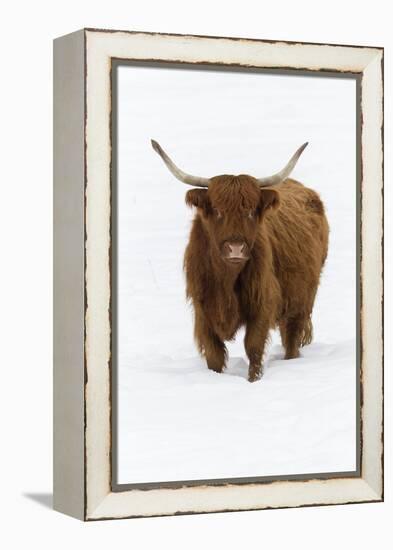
[151,139,210,188]
[257,142,309,187]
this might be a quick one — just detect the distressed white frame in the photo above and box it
[53,28,383,521]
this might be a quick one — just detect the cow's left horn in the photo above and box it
[257,142,309,187]
[151,140,210,188]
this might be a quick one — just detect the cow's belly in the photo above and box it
[213,317,241,342]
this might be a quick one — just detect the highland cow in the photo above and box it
[151,140,329,382]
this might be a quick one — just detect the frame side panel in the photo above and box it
[360,52,384,498]
[53,29,85,520]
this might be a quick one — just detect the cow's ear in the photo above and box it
[258,189,280,216]
[185,189,211,214]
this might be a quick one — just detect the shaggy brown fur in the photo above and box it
[184,175,329,382]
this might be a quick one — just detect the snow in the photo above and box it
[116,66,357,483]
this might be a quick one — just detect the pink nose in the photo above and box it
[228,242,245,258]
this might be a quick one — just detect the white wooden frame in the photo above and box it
[53,28,383,521]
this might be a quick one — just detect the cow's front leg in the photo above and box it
[244,319,270,382]
[194,304,227,374]
[203,329,227,374]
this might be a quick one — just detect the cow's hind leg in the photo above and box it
[280,314,313,360]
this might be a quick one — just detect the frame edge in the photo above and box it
[53,29,86,521]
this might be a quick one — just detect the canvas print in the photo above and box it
[113,64,357,485]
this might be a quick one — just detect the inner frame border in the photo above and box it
[110,59,362,493]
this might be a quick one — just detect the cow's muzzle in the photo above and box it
[221,240,249,264]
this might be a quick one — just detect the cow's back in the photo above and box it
[264,178,329,318]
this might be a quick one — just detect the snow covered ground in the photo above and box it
[116,66,357,483]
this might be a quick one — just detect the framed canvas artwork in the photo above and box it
[53,28,383,520]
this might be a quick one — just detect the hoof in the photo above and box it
[248,366,263,383]
[284,351,300,360]
[207,364,225,374]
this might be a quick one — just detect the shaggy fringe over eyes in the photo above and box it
[208,175,280,217]
[185,176,280,217]
[208,175,262,213]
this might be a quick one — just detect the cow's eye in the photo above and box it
[214,208,222,219]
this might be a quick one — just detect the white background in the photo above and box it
[1,1,391,549]
[116,67,357,482]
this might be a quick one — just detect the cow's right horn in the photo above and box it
[151,140,210,188]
